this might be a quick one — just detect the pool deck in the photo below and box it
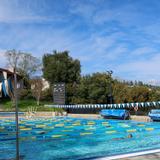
[122,153,160,160]
[99,149,160,160]
[0,113,151,122]
[105,153,160,160]
[0,113,151,121]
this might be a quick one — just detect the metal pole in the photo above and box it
[109,81,112,104]
[107,70,113,104]
[14,67,20,160]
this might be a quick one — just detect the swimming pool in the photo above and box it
[0,117,160,160]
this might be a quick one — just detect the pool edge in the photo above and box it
[97,149,160,160]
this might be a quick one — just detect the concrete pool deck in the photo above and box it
[99,149,160,160]
[0,112,151,122]
[122,152,160,160]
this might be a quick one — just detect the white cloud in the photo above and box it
[92,4,141,27]
[0,51,5,56]
[130,47,156,56]
[0,49,7,68]
[117,53,160,81]
[0,0,65,23]
[104,45,128,60]
[142,23,160,44]
[69,1,96,19]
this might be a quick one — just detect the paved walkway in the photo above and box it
[0,112,151,122]
[122,152,160,160]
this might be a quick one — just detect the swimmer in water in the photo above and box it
[127,133,133,138]
[112,134,133,140]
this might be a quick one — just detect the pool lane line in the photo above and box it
[97,149,160,160]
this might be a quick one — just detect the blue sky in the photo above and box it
[0,0,160,84]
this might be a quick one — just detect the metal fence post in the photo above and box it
[14,67,20,160]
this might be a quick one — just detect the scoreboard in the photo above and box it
[53,83,65,105]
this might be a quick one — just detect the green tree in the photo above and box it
[129,86,150,102]
[71,75,91,104]
[43,50,81,84]
[113,81,131,103]
[71,72,112,104]
[88,73,111,104]
[148,88,160,101]
[43,50,81,104]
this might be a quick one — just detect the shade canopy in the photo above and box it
[45,101,160,109]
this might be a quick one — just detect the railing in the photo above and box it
[45,101,160,109]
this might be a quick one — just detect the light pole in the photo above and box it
[14,66,20,160]
[106,70,113,104]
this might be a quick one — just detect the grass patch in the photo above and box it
[0,99,62,112]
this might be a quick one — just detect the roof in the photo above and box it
[0,68,13,74]
[0,68,21,78]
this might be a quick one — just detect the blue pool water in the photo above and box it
[0,117,160,160]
